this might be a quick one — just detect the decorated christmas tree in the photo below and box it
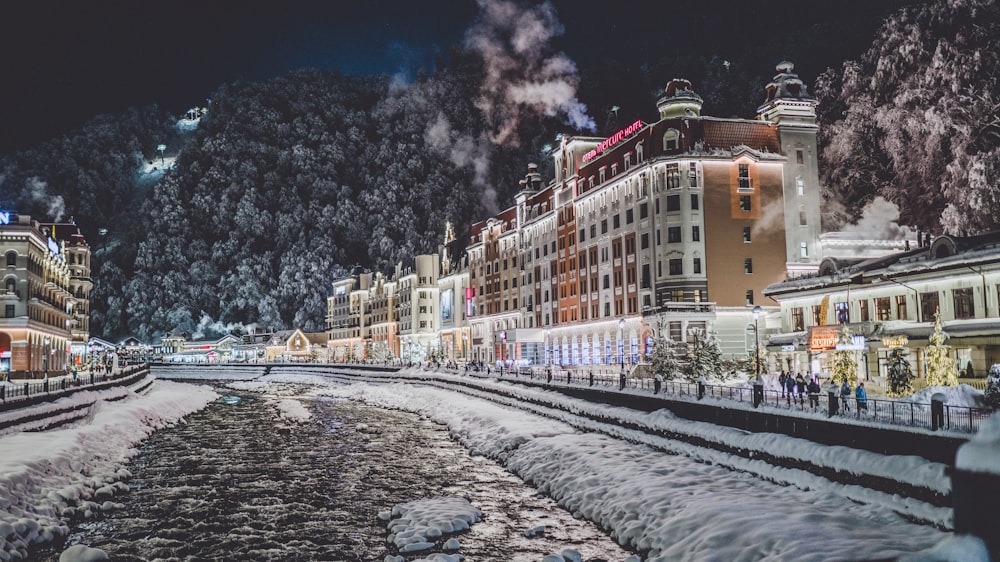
[924,312,960,387]
[828,324,859,387]
[885,347,914,397]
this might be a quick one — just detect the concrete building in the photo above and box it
[764,231,1000,384]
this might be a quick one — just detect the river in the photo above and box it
[35,388,632,561]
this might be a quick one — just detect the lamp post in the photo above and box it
[618,318,626,374]
[43,337,50,379]
[752,306,762,378]
[545,327,551,371]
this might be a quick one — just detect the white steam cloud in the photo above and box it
[26,176,66,222]
[191,314,255,340]
[425,114,499,213]
[464,0,596,145]
[840,196,914,240]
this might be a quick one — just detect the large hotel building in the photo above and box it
[328,62,823,368]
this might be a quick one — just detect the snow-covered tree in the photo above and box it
[816,0,1000,234]
[924,312,960,387]
[650,322,681,381]
[885,347,915,397]
[682,328,723,383]
[983,364,1000,409]
[828,324,859,387]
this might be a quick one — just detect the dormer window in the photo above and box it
[599,166,607,183]
[663,128,680,151]
[624,152,632,170]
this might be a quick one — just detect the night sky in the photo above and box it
[1,0,925,154]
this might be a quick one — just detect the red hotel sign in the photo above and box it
[809,326,839,351]
[581,120,644,163]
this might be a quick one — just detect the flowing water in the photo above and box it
[36,390,632,561]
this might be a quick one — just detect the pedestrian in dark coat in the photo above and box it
[778,371,788,397]
[807,377,821,408]
[795,373,807,404]
[840,381,852,412]
[785,374,796,403]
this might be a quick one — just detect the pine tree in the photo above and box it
[683,328,723,383]
[829,324,859,386]
[885,347,914,397]
[983,365,1000,409]
[924,312,960,387]
[650,322,681,380]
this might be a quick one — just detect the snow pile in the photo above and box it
[897,534,990,562]
[956,412,1000,474]
[904,384,985,408]
[58,543,109,561]
[273,399,311,422]
[0,381,217,560]
[380,496,481,556]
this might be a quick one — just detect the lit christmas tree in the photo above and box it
[828,324,859,386]
[885,347,914,397]
[923,312,960,387]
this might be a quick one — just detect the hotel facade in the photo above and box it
[0,212,86,378]
[328,62,824,368]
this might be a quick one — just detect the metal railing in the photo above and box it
[0,364,149,410]
[482,367,992,434]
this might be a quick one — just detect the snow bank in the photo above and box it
[956,412,1000,474]
[0,381,218,560]
[904,384,985,408]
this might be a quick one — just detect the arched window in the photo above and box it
[4,278,14,293]
[663,129,680,151]
[5,252,15,267]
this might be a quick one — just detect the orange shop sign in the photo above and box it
[809,326,840,351]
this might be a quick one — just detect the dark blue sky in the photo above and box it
[1,0,924,154]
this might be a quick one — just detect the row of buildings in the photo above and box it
[324,61,1000,383]
[327,63,819,370]
[0,212,93,378]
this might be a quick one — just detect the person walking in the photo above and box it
[795,373,807,405]
[778,371,788,397]
[785,372,797,405]
[808,376,821,409]
[855,382,868,413]
[840,380,852,412]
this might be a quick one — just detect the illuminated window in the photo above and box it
[875,297,892,321]
[738,164,752,190]
[796,176,805,196]
[665,163,681,188]
[792,307,804,331]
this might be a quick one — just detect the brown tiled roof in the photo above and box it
[700,119,779,152]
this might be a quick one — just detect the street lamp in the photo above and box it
[618,318,626,374]
[752,306,762,378]
[43,337,50,379]
[545,327,552,374]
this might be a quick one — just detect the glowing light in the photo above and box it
[581,120,643,163]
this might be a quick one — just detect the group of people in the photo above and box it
[777,371,868,412]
